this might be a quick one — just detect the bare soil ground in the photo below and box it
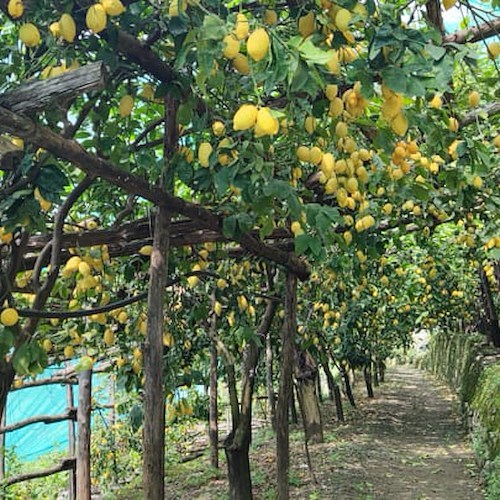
[156,365,484,499]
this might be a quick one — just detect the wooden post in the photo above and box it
[0,406,5,481]
[209,342,219,469]
[276,272,297,500]
[77,369,92,500]
[67,382,76,500]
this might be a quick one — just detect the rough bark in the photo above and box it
[276,272,297,500]
[364,365,374,399]
[295,350,323,444]
[225,299,277,499]
[67,381,76,500]
[319,353,344,423]
[266,329,276,431]
[76,369,91,500]
[479,264,500,347]
[341,368,356,408]
[143,207,170,500]
[0,363,14,430]
[209,342,219,469]
[443,18,500,44]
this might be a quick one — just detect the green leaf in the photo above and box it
[381,67,407,94]
[425,44,446,61]
[35,165,69,203]
[223,215,237,238]
[201,14,226,41]
[12,343,31,376]
[297,39,333,65]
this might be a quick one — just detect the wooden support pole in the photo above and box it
[67,380,76,500]
[276,272,297,500]
[4,458,76,487]
[77,369,92,500]
[0,407,5,481]
[0,409,76,433]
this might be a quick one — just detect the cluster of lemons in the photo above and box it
[9,0,125,48]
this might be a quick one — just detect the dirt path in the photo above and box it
[303,364,483,499]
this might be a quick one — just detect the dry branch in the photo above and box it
[460,101,500,128]
[0,62,107,114]
[0,409,76,434]
[443,18,500,44]
[3,458,76,487]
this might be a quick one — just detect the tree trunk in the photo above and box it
[364,365,374,398]
[373,361,379,387]
[276,272,297,500]
[224,298,277,500]
[143,207,171,499]
[295,350,323,444]
[76,369,92,500]
[0,405,5,481]
[225,433,252,500]
[289,388,298,424]
[316,372,323,403]
[479,264,500,347]
[209,342,219,469]
[341,368,356,408]
[266,329,276,431]
[67,380,76,500]
[0,363,14,436]
[317,351,344,422]
[378,361,386,383]
[333,384,344,423]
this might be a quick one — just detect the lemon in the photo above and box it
[59,13,76,42]
[78,261,92,276]
[325,84,338,101]
[255,107,279,136]
[42,339,53,352]
[487,42,500,59]
[86,4,107,33]
[309,146,323,165]
[64,256,82,273]
[391,112,408,136]
[247,28,270,62]
[335,9,351,32]
[329,97,344,118]
[139,245,153,256]
[233,104,258,130]
[187,275,199,288]
[472,175,483,189]
[235,13,249,40]
[263,9,277,25]
[468,91,480,108]
[169,0,187,16]
[198,142,213,167]
[447,117,458,132]
[119,95,134,117]
[79,355,94,370]
[383,203,393,215]
[298,11,315,38]
[104,328,115,346]
[223,34,240,59]
[212,121,225,136]
[1,308,19,327]
[163,332,174,347]
[442,0,455,10]
[34,187,52,211]
[429,94,442,109]
[214,301,222,316]
[335,121,348,137]
[216,278,228,289]
[343,231,352,245]
[290,221,303,236]
[100,0,125,16]
[493,135,500,148]
[8,0,24,19]
[232,53,250,74]
[304,116,317,134]
[64,345,75,358]
[296,146,311,162]
[19,23,41,47]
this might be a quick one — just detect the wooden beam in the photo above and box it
[0,408,76,434]
[0,62,107,114]
[77,370,92,500]
[3,458,75,487]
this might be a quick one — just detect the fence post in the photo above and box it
[77,369,92,500]
[0,406,5,481]
[67,381,76,500]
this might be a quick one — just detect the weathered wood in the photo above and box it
[67,377,76,500]
[3,457,76,487]
[0,62,107,114]
[276,272,297,500]
[0,408,76,434]
[77,370,92,500]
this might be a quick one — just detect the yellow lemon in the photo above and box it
[298,11,315,38]
[235,13,249,40]
[223,34,240,59]
[19,23,41,47]
[255,107,279,136]
[8,0,24,19]
[1,308,19,327]
[104,328,115,346]
[100,0,125,16]
[119,94,134,117]
[198,142,213,167]
[263,9,277,25]
[59,13,76,42]
[443,0,455,10]
[335,9,352,32]
[232,53,250,74]
[296,146,311,162]
[429,94,442,109]
[291,221,304,236]
[139,245,153,256]
[304,116,317,134]
[233,104,258,130]
[468,91,480,108]
[86,4,107,33]
[212,121,225,136]
[247,28,270,62]
[472,175,483,189]
[391,112,408,136]
[64,345,75,358]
